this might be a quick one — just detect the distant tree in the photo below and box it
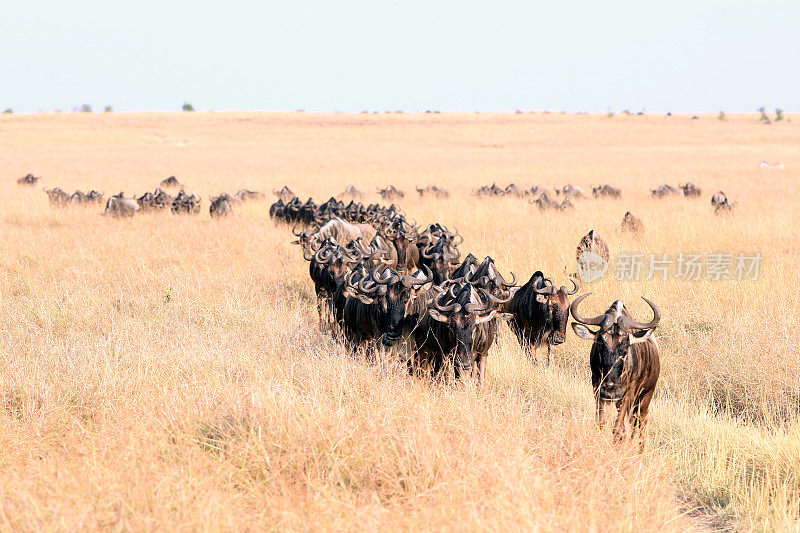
[775,108,784,121]
[622,109,631,115]
[718,111,727,121]
[759,107,771,124]
[79,104,92,113]
[607,109,615,118]
[104,106,113,113]
[2,108,12,114]
[182,102,195,112]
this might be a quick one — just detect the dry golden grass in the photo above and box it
[1,111,799,531]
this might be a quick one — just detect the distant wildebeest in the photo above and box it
[680,182,702,197]
[234,189,265,202]
[171,189,201,214]
[103,193,140,217]
[273,186,295,202]
[160,176,182,189]
[592,184,622,199]
[45,187,69,207]
[474,183,505,197]
[338,185,364,200]
[507,272,579,364]
[759,161,784,170]
[269,198,286,221]
[620,211,643,236]
[651,184,680,198]
[556,184,584,198]
[711,191,735,214]
[504,183,524,197]
[377,185,405,201]
[210,194,233,218]
[68,190,104,205]
[570,294,661,450]
[416,185,449,198]
[17,173,40,186]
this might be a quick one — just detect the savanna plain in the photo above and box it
[1,112,799,531]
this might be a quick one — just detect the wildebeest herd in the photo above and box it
[17,171,736,449]
[270,190,663,449]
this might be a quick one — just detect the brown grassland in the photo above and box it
[1,111,799,531]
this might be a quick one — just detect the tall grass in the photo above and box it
[1,112,798,530]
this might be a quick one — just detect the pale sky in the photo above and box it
[2,0,797,113]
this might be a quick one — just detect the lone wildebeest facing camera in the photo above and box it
[570,294,661,450]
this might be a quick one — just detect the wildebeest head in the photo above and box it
[528,272,579,345]
[420,235,462,284]
[451,253,480,280]
[428,283,512,370]
[314,240,360,287]
[570,294,661,400]
[466,256,517,299]
[347,264,434,346]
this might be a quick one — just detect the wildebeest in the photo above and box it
[419,234,462,284]
[711,191,735,214]
[269,198,286,220]
[416,185,449,198]
[532,193,572,211]
[68,190,104,205]
[210,194,233,218]
[45,188,69,207]
[171,189,201,215]
[592,184,622,199]
[307,238,363,331]
[297,217,377,250]
[382,217,420,273]
[17,173,40,186]
[679,182,702,197]
[409,282,511,383]
[651,184,680,198]
[338,185,364,200]
[377,185,405,201]
[103,193,140,217]
[474,183,505,197]
[342,264,433,349]
[576,230,610,281]
[504,183,524,197]
[273,186,295,202]
[507,272,579,364]
[160,176,182,189]
[234,189,265,202]
[570,294,661,449]
[620,212,643,236]
[556,184,584,198]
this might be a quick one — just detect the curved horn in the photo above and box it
[404,265,433,288]
[563,278,579,296]
[619,297,661,330]
[570,293,606,326]
[485,291,512,305]
[292,223,304,236]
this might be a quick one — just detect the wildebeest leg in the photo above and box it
[612,397,634,445]
[595,399,606,428]
[475,353,487,387]
[545,343,552,366]
[634,388,655,452]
